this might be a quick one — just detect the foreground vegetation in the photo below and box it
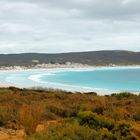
[0,87,140,139]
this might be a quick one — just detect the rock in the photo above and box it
[0,131,9,140]
[16,129,25,138]
[36,124,45,132]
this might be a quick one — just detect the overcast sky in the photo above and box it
[0,0,140,53]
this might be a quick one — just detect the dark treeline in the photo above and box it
[1,50,140,66]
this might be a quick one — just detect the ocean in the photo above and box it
[0,67,140,94]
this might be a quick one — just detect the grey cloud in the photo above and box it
[31,0,140,20]
[4,0,140,20]
[0,0,140,53]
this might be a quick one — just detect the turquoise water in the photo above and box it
[0,67,140,93]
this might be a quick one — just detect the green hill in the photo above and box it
[0,50,140,66]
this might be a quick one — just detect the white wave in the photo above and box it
[28,73,56,82]
[27,68,124,94]
[28,72,114,94]
[28,68,95,83]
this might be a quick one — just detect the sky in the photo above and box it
[0,0,140,53]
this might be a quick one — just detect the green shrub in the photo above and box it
[47,106,77,118]
[93,107,104,114]
[111,92,134,99]
[27,121,101,140]
[113,121,132,137]
[78,111,114,130]
[133,115,140,121]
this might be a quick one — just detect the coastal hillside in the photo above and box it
[0,50,140,66]
[0,87,140,139]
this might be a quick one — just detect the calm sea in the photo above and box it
[0,67,140,93]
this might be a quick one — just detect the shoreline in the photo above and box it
[1,64,140,71]
[0,65,140,95]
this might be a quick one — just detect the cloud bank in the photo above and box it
[0,0,140,53]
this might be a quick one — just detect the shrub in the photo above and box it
[93,107,104,114]
[0,106,12,126]
[133,115,140,121]
[111,92,134,99]
[47,106,77,118]
[113,121,131,137]
[27,121,100,140]
[78,111,114,130]
[17,104,44,134]
[99,128,117,140]
[84,92,97,96]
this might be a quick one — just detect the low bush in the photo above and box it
[111,92,134,99]
[78,111,114,130]
[0,106,12,126]
[133,115,140,121]
[47,106,77,118]
[27,121,100,140]
[17,104,44,134]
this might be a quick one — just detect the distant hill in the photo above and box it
[0,50,140,66]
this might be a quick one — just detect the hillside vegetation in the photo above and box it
[1,50,140,66]
[0,87,140,139]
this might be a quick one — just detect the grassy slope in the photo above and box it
[0,87,140,140]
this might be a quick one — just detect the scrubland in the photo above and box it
[0,87,140,140]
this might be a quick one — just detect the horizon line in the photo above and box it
[0,50,139,55]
